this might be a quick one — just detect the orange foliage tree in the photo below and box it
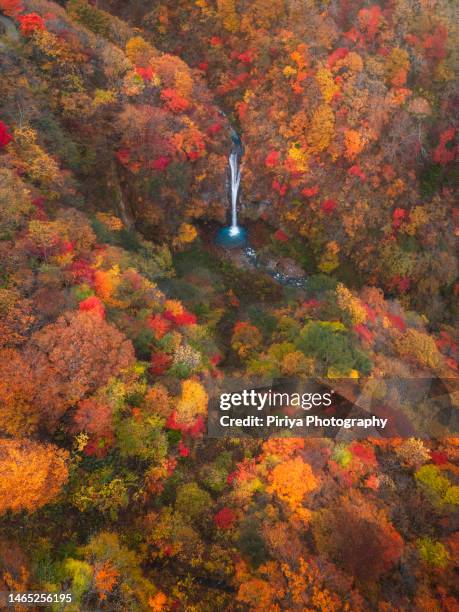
[0,439,69,514]
[267,457,317,509]
[26,311,135,425]
[0,348,38,436]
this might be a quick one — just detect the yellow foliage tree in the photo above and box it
[318,241,340,274]
[0,169,33,237]
[176,379,208,426]
[13,126,60,188]
[242,0,286,29]
[315,66,340,103]
[96,212,124,231]
[307,105,335,153]
[403,206,428,236]
[125,36,155,66]
[385,48,410,86]
[336,283,367,325]
[217,0,239,32]
[396,329,441,369]
[27,219,67,260]
[173,223,198,249]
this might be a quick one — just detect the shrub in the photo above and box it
[417,538,450,568]
[67,0,111,37]
[296,321,372,375]
[175,482,211,521]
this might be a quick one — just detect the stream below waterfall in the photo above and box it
[242,246,308,288]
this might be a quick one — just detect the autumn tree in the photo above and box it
[312,492,404,582]
[267,456,317,511]
[0,540,30,598]
[0,439,69,514]
[0,289,35,349]
[231,321,262,359]
[60,531,157,609]
[174,379,208,427]
[0,169,33,239]
[26,311,135,425]
[0,349,38,436]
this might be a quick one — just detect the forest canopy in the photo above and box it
[0,0,457,609]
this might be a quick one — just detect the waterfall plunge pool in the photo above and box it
[215,225,248,249]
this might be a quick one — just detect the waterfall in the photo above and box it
[229,150,241,232]
[215,127,307,284]
[215,129,247,248]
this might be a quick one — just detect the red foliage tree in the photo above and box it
[214,507,236,529]
[17,13,45,35]
[0,121,12,148]
[79,296,105,319]
[0,0,23,17]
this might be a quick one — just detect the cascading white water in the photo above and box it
[215,128,247,248]
[229,150,241,234]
